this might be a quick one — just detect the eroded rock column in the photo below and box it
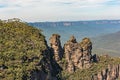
[64,36,93,73]
[64,36,83,72]
[80,38,92,68]
[49,34,63,62]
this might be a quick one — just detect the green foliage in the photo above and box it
[0,20,47,80]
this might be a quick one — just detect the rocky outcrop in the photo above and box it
[80,38,92,68]
[31,34,120,80]
[64,36,92,73]
[49,34,63,62]
[92,64,120,80]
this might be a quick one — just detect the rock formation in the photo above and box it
[92,64,120,80]
[23,34,120,79]
[49,34,63,62]
[49,34,120,79]
[80,38,92,68]
[30,47,62,80]
[64,36,92,73]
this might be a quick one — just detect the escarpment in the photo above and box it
[0,20,61,80]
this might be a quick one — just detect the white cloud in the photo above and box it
[0,0,120,21]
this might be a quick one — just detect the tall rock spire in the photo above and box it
[49,34,63,62]
[80,37,92,68]
[64,36,92,73]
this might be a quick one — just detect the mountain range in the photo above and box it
[29,20,120,57]
[92,31,120,56]
[29,20,120,27]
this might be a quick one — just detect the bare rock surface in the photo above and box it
[92,64,120,80]
[64,36,92,72]
[49,34,63,62]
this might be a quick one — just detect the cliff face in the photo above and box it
[48,34,120,80]
[0,20,61,80]
[49,34,63,62]
[92,64,120,80]
[30,48,62,80]
[64,36,92,73]
[49,35,93,73]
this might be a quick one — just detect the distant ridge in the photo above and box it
[93,31,120,56]
[29,20,120,27]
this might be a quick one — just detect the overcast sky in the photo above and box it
[0,0,120,22]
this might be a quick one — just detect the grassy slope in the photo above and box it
[92,31,120,56]
[0,21,47,80]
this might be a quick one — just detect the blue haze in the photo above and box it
[33,23,120,45]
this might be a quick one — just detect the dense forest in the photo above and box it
[0,19,47,80]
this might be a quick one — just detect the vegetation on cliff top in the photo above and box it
[0,19,47,80]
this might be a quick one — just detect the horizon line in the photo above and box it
[28,19,120,23]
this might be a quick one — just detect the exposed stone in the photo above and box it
[102,69,107,79]
[64,36,92,72]
[69,35,77,43]
[31,33,120,80]
[80,38,92,68]
[46,34,120,80]
[67,61,75,73]
[97,72,103,80]
[31,42,62,80]
[92,64,120,80]
[80,38,92,69]
[49,34,63,62]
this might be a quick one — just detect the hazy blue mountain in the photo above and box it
[29,20,120,42]
[29,20,120,27]
[92,31,120,56]
[29,20,120,56]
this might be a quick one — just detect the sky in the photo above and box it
[0,0,120,22]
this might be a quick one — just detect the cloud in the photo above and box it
[0,0,119,9]
[0,0,120,21]
[0,0,42,9]
[0,0,118,9]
